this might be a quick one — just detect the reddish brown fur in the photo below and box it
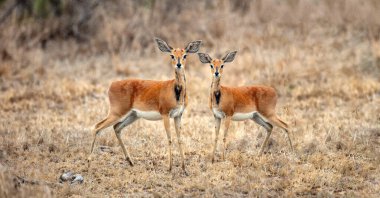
[209,58,280,121]
[199,52,293,161]
[88,39,201,173]
[171,49,187,67]
[217,85,278,118]
[107,79,186,117]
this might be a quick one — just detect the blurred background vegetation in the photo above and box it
[1,0,380,57]
[0,1,379,197]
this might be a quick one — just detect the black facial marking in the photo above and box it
[175,84,182,102]
[214,90,221,105]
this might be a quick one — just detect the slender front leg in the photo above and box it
[174,116,186,173]
[163,115,173,171]
[212,117,221,163]
[222,116,231,161]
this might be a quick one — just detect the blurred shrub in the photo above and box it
[33,0,49,18]
[0,0,379,56]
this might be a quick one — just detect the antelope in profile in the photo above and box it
[88,38,202,173]
[197,51,293,162]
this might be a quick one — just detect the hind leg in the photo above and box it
[113,111,138,166]
[267,116,294,152]
[252,112,273,156]
[88,114,121,167]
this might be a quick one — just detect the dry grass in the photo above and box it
[0,0,380,197]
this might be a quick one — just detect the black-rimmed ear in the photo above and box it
[185,40,202,53]
[155,37,173,53]
[222,51,237,63]
[197,53,212,64]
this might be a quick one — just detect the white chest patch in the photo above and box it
[170,105,185,118]
[134,109,162,121]
[212,108,225,119]
[232,111,257,121]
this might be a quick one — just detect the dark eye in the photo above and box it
[170,55,175,59]
[183,55,187,59]
[210,65,214,69]
[221,65,224,68]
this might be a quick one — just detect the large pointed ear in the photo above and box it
[185,40,202,53]
[155,37,173,53]
[222,51,237,63]
[197,53,212,64]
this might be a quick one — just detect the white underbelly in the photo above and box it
[132,105,185,121]
[134,109,162,121]
[232,111,257,121]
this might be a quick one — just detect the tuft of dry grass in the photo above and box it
[0,0,380,197]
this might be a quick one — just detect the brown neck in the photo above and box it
[210,77,221,107]
[174,69,186,104]
[174,69,186,87]
[211,77,221,92]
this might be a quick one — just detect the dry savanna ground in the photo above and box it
[0,0,380,197]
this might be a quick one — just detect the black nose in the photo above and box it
[215,72,219,76]
[177,63,181,68]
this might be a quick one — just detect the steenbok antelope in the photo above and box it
[88,38,202,173]
[197,51,293,162]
